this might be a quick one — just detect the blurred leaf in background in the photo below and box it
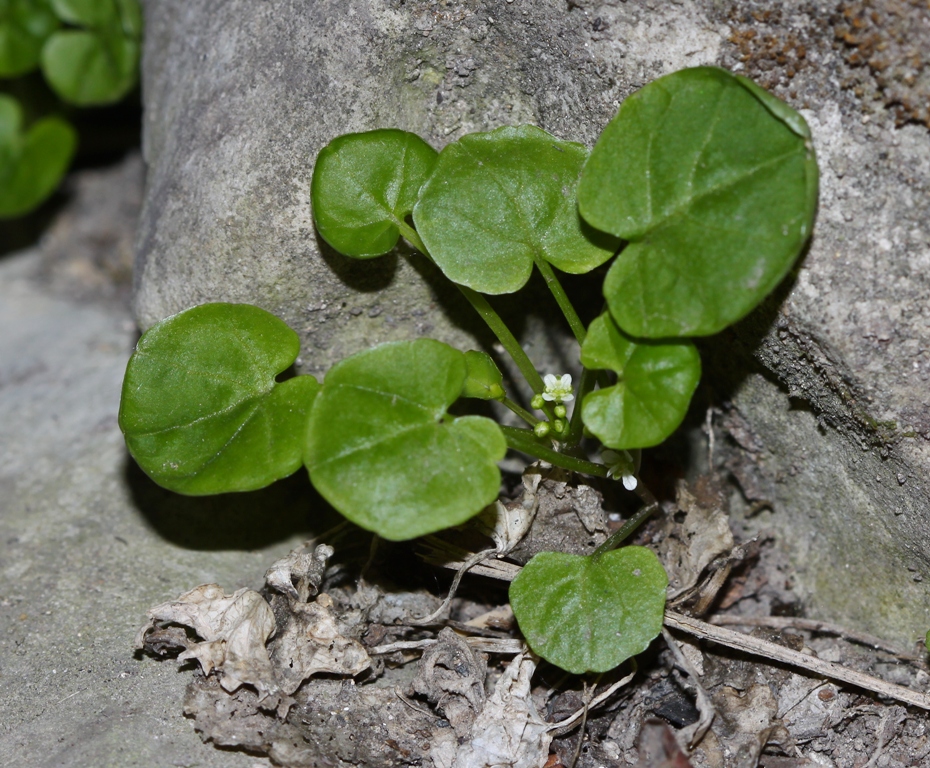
[0,0,140,222]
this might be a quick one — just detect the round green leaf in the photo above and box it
[580,312,700,449]
[579,66,818,337]
[0,94,76,218]
[311,129,438,258]
[304,339,506,541]
[119,303,320,495]
[462,350,504,400]
[413,125,619,294]
[41,29,138,105]
[510,547,668,674]
[0,0,59,77]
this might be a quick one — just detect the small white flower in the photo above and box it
[602,449,638,491]
[542,373,574,403]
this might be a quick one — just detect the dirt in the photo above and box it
[136,465,930,767]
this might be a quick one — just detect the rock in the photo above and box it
[134,0,930,643]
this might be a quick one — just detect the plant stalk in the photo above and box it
[564,366,598,448]
[501,425,609,477]
[501,397,540,427]
[398,221,547,396]
[533,257,587,345]
[593,498,658,557]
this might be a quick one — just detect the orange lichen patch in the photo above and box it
[727,7,817,92]
[835,0,930,128]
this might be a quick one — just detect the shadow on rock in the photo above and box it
[124,455,341,551]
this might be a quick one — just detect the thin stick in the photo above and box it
[369,637,524,655]
[709,615,919,660]
[548,667,637,736]
[409,547,496,625]
[664,610,930,711]
[662,628,715,749]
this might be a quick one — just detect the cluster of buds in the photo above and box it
[530,373,638,491]
[531,374,574,438]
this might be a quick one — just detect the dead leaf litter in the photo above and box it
[136,466,930,767]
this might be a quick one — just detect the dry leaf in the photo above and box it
[264,543,334,602]
[454,651,552,768]
[137,584,279,701]
[661,481,734,600]
[271,592,370,695]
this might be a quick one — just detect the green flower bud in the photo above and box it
[533,421,551,438]
[531,394,545,410]
[554,404,567,419]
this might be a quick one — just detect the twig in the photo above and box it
[369,636,524,656]
[661,628,715,749]
[664,610,930,711]
[864,710,890,768]
[548,667,637,737]
[708,614,920,660]
[409,547,497,625]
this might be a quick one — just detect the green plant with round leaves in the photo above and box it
[414,124,619,296]
[119,303,320,495]
[0,0,59,77]
[0,0,141,218]
[121,66,819,678]
[42,0,141,106]
[579,66,818,338]
[311,129,438,258]
[580,312,701,450]
[0,93,75,218]
[510,546,667,674]
[305,339,506,541]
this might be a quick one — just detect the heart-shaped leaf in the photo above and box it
[510,547,667,674]
[0,94,76,218]
[462,350,505,400]
[580,312,700,449]
[305,339,506,541]
[579,67,818,338]
[0,0,59,77]
[119,303,320,495]
[413,125,619,294]
[311,129,438,258]
[41,0,140,106]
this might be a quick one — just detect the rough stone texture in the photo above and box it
[0,244,318,766]
[134,0,930,644]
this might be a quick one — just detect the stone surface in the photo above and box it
[0,246,314,765]
[133,0,930,645]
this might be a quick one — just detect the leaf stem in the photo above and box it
[564,366,598,448]
[501,397,540,427]
[593,481,660,557]
[501,425,609,477]
[534,257,587,345]
[398,221,547,396]
[457,286,548,395]
[397,221,428,255]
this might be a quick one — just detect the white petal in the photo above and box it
[543,374,557,388]
[559,374,573,387]
[622,474,638,491]
[560,393,574,402]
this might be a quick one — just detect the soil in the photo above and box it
[137,465,930,767]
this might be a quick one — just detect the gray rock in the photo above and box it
[134,0,930,644]
[0,248,304,767]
